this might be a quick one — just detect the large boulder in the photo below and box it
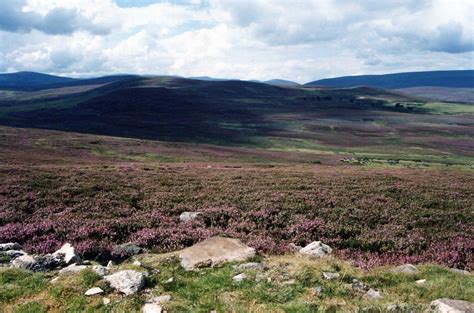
[52,243,81,265]
[299,241,332,257]
[26,255,65,272]
[104,270,146,295]
[430,299,474,313]
[112,243,144,261]
[59,264,89,276]
[179,237,255,271]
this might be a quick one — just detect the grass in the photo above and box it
[1,255,472,312]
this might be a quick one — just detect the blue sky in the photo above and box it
[0,0,472,82]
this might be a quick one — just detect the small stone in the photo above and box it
[102,298,111,305]
[415,279,426,285]
[386,303,412,312]
[85,287,104,296]
[50,277,60,283]
[179,212,202,222]
[255,274,265,283]
[282,279,296,285]
[451,268,470,275]
[52,243,81,265]
[59,264,88,276]
[430,298,474,313]
[391,264,418,274]
[298,241,332,257]
[147,295,171,304]
[366,288,383,300]
[143,303,162,313]
[165,277,174,283]
[11,254,36,269]
[314,286,323,296]
[92,265,108,276]
[104,270,146,295]
[133,260,142,267]
[233,273,247,283]
[106,260,114,269]
[234,262,262,271]
[0,243,21,251]
[352,279,369,292]
[322,272,340,280]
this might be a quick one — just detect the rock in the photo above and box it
[165,277,174,284]
[255,274,265,282]
[386,303,412,312]
[314,286,323,296]
[52,243,81,265]
[106,260,114,269]
[27,255,65,272]
[112,243,144,260]
[289,243,303,252]
[147,295,172,304]
[431,299,474,313]
[234,262,262,271]
[50,277,60,283]
[0,243,21,251]
[1,249,24,260]
[366,288,383,300]
[352,279,369,292]
[451,268,470,275]
[233,273,247,283]
[282,279,296,285]
[59,264,88,276]
[133,260,143,267]
[179,211,202,222]
[179,236,256,271]
[391,264,418,274]
[298,241,332,257]
[102,298,111,305]
[11,254,36,269]
[104,270,146,295]
[322,272,340,280]
[85,287,104,296]
[92,265,108,276]
[415,279,426,285]
[143,303,163,313]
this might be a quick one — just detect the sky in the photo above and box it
[0,0,473,83]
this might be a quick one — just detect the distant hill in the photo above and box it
[264,79,300,87]
[306,70,474,89]
[0,71,139,91]
[0,71,76,89]
[396,87,474,103]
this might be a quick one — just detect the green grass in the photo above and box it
[417,102,474,115]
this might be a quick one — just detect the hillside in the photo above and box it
[0,71,76,89]
[306,70,474,89]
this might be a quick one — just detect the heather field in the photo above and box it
[1,126,472,271]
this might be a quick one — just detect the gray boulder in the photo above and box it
[430,299,474,313]
[0,243,21,251]
[366,288,383,300]
[233,273,247,283]
[179,236,255,271]
[59,264,88,276]
[11,254,36,269]
[391,264,418,274]
[104,270,146,295]
[112,243,144,260]
[299,241,332,257]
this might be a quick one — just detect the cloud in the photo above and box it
[0,0,110,35]
[0,0,472,82]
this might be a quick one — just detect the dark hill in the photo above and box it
[306,70,474,89]
[0,72,76,89]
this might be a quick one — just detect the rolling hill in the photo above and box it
[306,70,474,89]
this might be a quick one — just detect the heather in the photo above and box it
[0,127,472,270]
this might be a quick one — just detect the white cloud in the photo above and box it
[0,0,472,82]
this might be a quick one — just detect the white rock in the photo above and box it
[391,264,418,274]
[11,254,35,269]
[85,287,104,296]
[165,277,174,283]
[0,243,21,251]
[451,268,470,275]
[106,260,114,269]
[59,264,88,276]
[431,298,474,313]
[133,260,143,267]
[104,270,146,295]
[102,298,111,305]
[142,303,162,313]
[52,243,81,265]
[366,288,383,300]
[233,273,247,283]
[415,279,426,285]
[92,265,108,276]
[322,272,340,280]
[179,212,202,222]
[50,277,60,283]
[299,241,332,257]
